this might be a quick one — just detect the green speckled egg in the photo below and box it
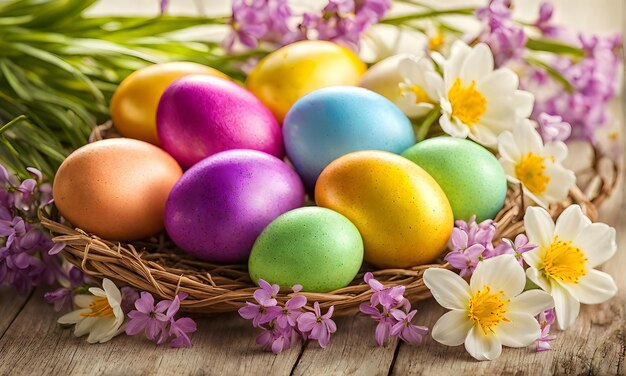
[248,207,363,292]
[402,137,507,222]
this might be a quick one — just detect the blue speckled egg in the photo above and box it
[402,137,507,222]
[248,207,363,292]
[282,86,415,187]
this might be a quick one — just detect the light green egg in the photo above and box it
[248,207,363,292]
[402,137,507,222]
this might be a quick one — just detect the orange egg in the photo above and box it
[53,139,183,241]
[110,62,228,145]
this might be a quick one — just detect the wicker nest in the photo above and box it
[40,122,620,315]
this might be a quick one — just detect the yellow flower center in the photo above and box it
[401,84,434,105]
[543,237,587,283]
[428,31,445,51]
[467,286,510,335]
[448,78,487,126]
[81,296,114,318]
[514,152,550,195]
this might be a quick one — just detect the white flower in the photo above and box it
[523,205,618,330]
[427,41,534,147]
[58,278,125,343]
[498,120,576,208]
[424,255,554,361]
[396,55,439,118]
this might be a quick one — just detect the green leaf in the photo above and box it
[381,8,476,25]
[526,37,585,57]
[525,56,575,92]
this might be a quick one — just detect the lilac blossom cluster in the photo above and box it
[0,164,79,294]
[359,273,428,346]
[126,292,198,348]
[239,279,336,353]
[224,0,391,52]
[475,0,622,144]
[444,216,536,276]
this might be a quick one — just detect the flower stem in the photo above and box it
[416,104,441,142]
[0,115,27,134]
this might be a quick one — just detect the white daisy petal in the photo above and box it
[103,278,122,305]
[87,318,116,344]
[524,206,555,248]
[58,309,91,325]
[544,141,568,162]
[468,123,499,148]
[470,255,526,298]
[508,289,554,315]
[525,266,552,292]
[551,281,580,330]
[465,325,502,361]
[477,68,518,97]
[88,287,106,297]
[74,316,98,337]
[440,114,469,138]
[423,268,471,310]
[459,43,493,83]
[574,223,617,268]
[523,188,549,209]
[432,310,474,346]
[554,205,588,241]
[564,269,618,305]
[496,312,541,348]
[497,131,521,162]
[74,294,96,309]
[542,163,576,204]
[516,121,544,155]
[512,90,535,119]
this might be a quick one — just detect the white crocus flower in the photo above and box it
[396,55,439,118]
[424,255,554,361]
[58,278,125,344]
[498,120,576,208]
[426,41,534,147]
[523,205,618,330]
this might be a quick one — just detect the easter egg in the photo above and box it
[246,40,367,122]
[283,86,415,187]
[165,150,305,263]
[53,139,183,241]
[157,75,283,169]
[248,207,363,292]
[110,62,228,145]
[402,137,507,222]
[315,150,453,268]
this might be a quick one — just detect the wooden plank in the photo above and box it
[0,287,31,338]
[292,314,400,376]
[0,288,301,376]
[390,180,626,375]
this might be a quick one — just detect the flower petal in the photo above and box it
[508,289,554,316]
[470,255,526,299]
[496,312,541,348]
[551,281,580,330]
[440,113,469,139]
[525,266,552,292]
[432,310,473,346]
[573,223,617,268]
[423,268,471,310]
[58,309,90,325]
[555,205,588,241]
[524,206,555,248]
[563,269,617,305]
[464,324,502,361]
[459,43,494,83]
[512,90,534,119]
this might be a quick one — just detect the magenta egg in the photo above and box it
[157,75,283,169]
[164,149,305,263]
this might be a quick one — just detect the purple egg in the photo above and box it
[157,75,283,169]
[165,149,305,263]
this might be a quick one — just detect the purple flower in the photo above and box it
[390,309,428,345]
[364,272,408,309]
[44,287,72,312]
[533,2,574,42]
[536,308,556,351]
[224,0,301,52]
[297,302,336,349]
[359,303,396,346]
[475,0,527,66]
[444,244,485,277]
[300,0,391,51]
[491,234,537,266]
[126,292,171,343]
[256,323,299,354]
[238,279,282,327]
[276,295,307,329]
[169,317,197,348]
[536,113,572,142]
[120,286,139,314]
[159,0,169,14]
[0,217,26,248]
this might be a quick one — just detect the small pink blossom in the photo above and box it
[297,302,337,349]
[444,244,485,277]
[276,295,307,329]
[390,309,428,345]
[536,308,557,351]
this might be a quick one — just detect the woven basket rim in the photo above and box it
[40,123,622,315]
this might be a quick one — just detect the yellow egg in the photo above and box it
[110,62,228,145]
[246,40,366,122]
[315,151,453,268]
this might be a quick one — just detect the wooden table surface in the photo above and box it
[0,175,623,376]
